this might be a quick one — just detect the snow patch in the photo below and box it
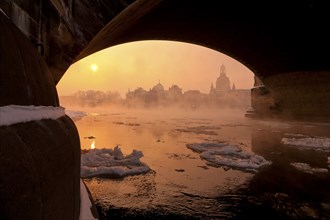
[81,146,151,178]
[186,142,271,172]
[0,105,65,126]
[80,179,97,220]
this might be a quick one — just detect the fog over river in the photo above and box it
[66,106,330,219]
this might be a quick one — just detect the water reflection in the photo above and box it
[90,141,96,149]
[68,108,330,219]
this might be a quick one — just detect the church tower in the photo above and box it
[220,64,226,76]
[215,64,231,92]
[209,82,215,94]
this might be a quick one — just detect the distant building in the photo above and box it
[212,64,231,93]
[126,82,183,107]
[167,84,183,102]
[183,90,206,109]
[125,64,250,109]
[126,87,149,107]
[209,64,250,108]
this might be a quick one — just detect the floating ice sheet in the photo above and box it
[81,146,151,178]
[281,134,330,152]
[290,162,328,175]
[186,142,271,172]
[186,142,228,153]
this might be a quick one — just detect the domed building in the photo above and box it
[210,64,231,94]
[151,81,165,93]
[145,81,166,105]
[209,64,250,108]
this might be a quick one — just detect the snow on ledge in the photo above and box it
[80,179,97,220]
[0,105,66,126]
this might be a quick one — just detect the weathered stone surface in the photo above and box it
[1,0,330,121]
[0,0,136,83]
[0,116,80,220]
[262,71,330,122]
[250,86,277,118]
[0,12,58,107]
[78,0,330,78]
[0,11,81,220]
[250,71,330,122]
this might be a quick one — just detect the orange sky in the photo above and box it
[56,40,254,98]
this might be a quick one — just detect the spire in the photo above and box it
[232,83,236,90]
[210,82,215,94]
[220,64,226,76]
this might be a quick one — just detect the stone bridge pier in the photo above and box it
[260,71,330,122]
[0,13,81,220]
[1,0,330,219]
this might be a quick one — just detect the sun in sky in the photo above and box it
[57,40,254,97]
[90,64,98,72]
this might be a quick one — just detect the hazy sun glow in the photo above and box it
[57,40,254,97]
[90,64,98,72]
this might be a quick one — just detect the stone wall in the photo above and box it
[253,72,330,122]
[0,0,135,83]
[250,86,277,118]
[0,12,80,219]
[0,117,80,220]
[262,71,330,122]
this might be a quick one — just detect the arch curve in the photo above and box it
[76,0,330,81]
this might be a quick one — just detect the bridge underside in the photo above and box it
[78,0,330,121]
[79,0,330,78]
[1,0,329,120]
[0,1,330,219]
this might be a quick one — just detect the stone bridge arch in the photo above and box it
[74,0,330,121]
[1,0,329,121]
[1,0,330,219]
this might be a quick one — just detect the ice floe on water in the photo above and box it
[81,146,151,178]
[186,142,227,153]
[290,163,328,175]
[186,142,271,172]
[174,125,221,135]
[281,133,330,152]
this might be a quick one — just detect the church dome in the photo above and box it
[152,82,165,92]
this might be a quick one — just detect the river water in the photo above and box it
[69,107,330,219]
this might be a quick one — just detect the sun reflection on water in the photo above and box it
[91,141,96,149]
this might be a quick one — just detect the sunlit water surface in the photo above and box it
[71,107,330,219]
